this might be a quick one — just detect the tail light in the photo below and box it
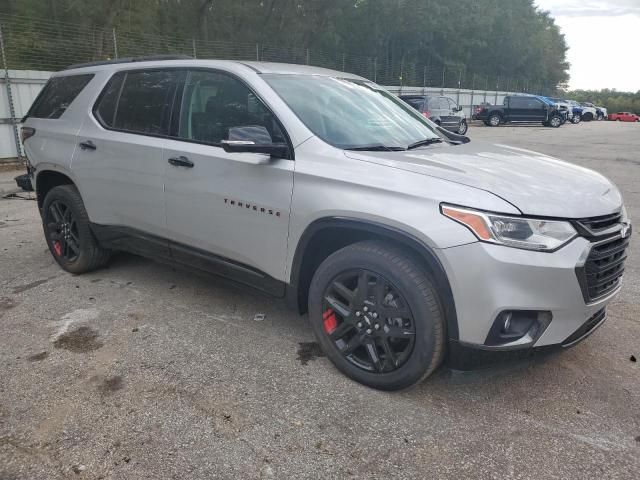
[422,111,431,118]
[20,127,36,143]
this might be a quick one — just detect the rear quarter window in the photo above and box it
[27,74,94,119]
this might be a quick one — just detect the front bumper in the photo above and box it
[437,236,623,356]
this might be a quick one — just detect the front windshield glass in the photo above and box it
[262,74,440,150]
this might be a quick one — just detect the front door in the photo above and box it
[163,69,294,291]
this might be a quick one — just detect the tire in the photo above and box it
[572,114,581,124]
[548,115,562,128]
[42,185,111,274]
[308,241,446,391]
[488,114,501,127]
[583,112,593,122]
[457,119,468,135]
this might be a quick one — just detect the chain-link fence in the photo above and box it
[1,13,555,160]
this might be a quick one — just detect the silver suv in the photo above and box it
[22,58,631,390]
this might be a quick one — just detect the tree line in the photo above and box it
[1,0,570,89]
[567,90,640,115]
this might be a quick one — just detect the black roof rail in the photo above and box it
[65,54,193,70]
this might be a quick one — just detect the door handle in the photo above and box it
[79,140,96,151]
[168,156,194,168]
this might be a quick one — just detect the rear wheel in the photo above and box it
[548,115,562,128]
[308,241,446,391]
[583,112,594,122]
[572,114,581,124]
[457,119,468,135]
[488,114,501,127]
[42,185,111,274]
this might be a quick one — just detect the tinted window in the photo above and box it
[114,70,179,135]
[177,70,285,145]
[28,74,94,119]
[403,97,425,110]
[94,72,125,127]
[509,97,542,109]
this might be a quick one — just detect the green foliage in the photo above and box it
[1,0,569,89]
[567,90,640,115]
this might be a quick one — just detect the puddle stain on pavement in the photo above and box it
[53,326,103,353]
[297,342,326,365]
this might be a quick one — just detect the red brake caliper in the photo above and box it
[323,308,338,334]
[53,240,62,257]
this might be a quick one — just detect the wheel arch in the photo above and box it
[35,168,77,210]
[287,217,459,340]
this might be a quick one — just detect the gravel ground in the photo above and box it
[1,121,639,479]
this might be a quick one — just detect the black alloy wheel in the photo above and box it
[322,269,416,373]
[42,185,111,274]
[308,241,445,390]
[45,200,81,262]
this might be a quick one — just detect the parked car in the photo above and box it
[473,95,565,127]
[400,95,468,135]
[566,100,584,124]
[582,102,607,120]
[546,97,574,124]
[608,112,640,122]
[22,58,631,390]
[578,103,598,122]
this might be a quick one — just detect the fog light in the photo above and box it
[485,310,552,348]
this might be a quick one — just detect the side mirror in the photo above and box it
[221,125,289,159]
[455,106,463,112]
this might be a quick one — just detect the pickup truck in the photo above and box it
[608,112,639,122]
[474,95,564,128]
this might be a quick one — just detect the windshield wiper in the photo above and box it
[345,144,406,152]
[407,138,443,150]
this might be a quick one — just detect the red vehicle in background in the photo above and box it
[608,112,640,122]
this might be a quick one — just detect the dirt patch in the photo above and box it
[12,276,56,294]
[0,297,17,310]
[53,327,103,353]
[297,342,326,365]
[26,351,49,362]
[98,376,124,394]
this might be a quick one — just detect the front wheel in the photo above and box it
[457,119,468,135]
[572,114,582,124]
[308,241,446,391]
[42,185,111,274]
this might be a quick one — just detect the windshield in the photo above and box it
[262,74,440,150]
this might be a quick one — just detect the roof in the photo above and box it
[62,56,363,80]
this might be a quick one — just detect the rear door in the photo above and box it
[162,69,294,290]
[72,69,181,249]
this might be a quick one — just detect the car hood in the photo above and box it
[344,141,622,218]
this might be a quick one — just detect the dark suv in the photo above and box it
[400,95,468,135]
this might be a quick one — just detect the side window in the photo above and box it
[94,72,125,127]
[112,70,180,135]
[177,70,285,145]
[508,97,527,109]
[527,98,543,109]
[28,74,94,119]
[447,98,457,110]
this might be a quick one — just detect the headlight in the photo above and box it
[441,205,577,251]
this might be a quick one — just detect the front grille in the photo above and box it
[576,235,629,302]
[575,212,622,236]
[562,308,606,346]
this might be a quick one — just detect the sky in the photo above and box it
[535,0,640,92]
